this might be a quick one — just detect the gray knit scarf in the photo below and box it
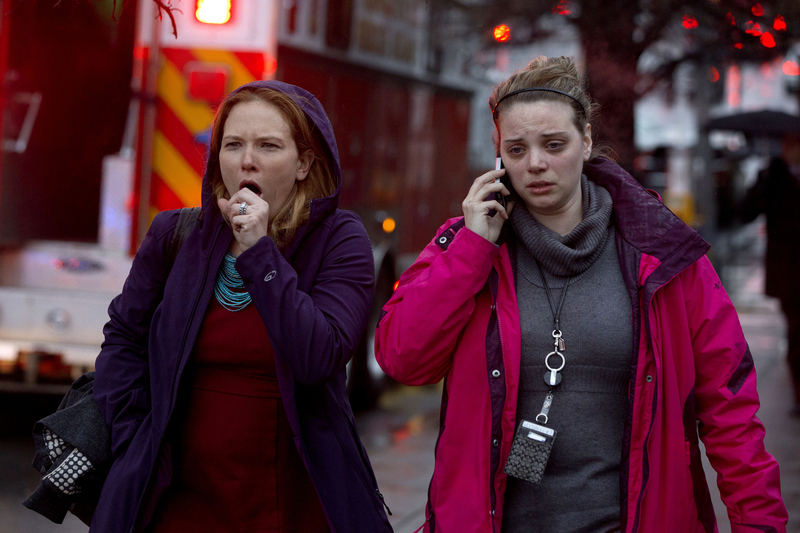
[509,175,613,277]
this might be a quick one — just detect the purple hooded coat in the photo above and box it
[92,81,393,533]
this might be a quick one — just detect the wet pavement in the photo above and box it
[356,384,441,533]
[1,261,797,532]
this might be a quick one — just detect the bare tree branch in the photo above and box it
[152,0,180,38]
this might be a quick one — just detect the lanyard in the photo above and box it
[533,259,571,425]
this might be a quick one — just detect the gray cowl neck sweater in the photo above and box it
[502,176,632,532]
[509,175,613,277]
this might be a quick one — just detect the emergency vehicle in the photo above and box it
[0,0,473,408]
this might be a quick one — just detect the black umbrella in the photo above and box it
[706,110,800,136]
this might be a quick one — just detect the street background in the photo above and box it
[2,1,800,532]
[1,228,797,532]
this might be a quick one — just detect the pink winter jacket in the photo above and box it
[375,158,787,533]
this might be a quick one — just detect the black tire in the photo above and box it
[348,258,396,412]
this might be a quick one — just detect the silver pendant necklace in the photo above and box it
[533,259,572,426]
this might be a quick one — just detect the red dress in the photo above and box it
[149,297,331,533]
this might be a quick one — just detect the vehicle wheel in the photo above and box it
[348,258,395,412]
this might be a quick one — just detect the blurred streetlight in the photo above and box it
[382,217,396,234]
[784,61,800,76]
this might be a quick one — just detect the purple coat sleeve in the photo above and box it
[235,212,375,385]
[93,211,177,458]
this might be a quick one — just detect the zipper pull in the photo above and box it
[376,489,392,515]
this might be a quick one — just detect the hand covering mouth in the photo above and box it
[239,181,262,196]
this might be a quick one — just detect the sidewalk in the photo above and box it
[356,385,441,532]
[360,260,799,532]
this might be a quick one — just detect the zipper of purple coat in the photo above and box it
[131,221,224,532]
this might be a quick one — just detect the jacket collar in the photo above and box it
[583,157,710,286]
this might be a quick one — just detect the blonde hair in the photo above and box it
[208,87,337,250]
[489,56,605,157]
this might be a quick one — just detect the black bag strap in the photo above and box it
[167,207,201,273]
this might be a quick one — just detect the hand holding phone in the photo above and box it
[463,161,512,243]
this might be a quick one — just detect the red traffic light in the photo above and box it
[493,24,511,43]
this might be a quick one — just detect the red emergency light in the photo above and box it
[186,65,229,103]
[196,0,232,25]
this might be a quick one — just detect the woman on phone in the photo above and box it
[92,80,393,532]
[375,56,786,532]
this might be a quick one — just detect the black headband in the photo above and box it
[493,87,584,115]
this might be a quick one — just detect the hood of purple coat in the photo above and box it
[200,80,342,255]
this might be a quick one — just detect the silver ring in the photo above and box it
[544,351,565,372]
[239,202,247,215]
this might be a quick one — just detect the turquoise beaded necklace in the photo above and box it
[214,252,252,312]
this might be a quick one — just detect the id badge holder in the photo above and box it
[503,419,557,484]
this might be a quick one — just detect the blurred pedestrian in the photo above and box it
[91,81,393,532]
[375,56,787,532]
[740,133,800,416]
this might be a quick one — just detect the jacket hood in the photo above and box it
[200,80,342,254]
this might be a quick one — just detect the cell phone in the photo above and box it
[494,156,508,209]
